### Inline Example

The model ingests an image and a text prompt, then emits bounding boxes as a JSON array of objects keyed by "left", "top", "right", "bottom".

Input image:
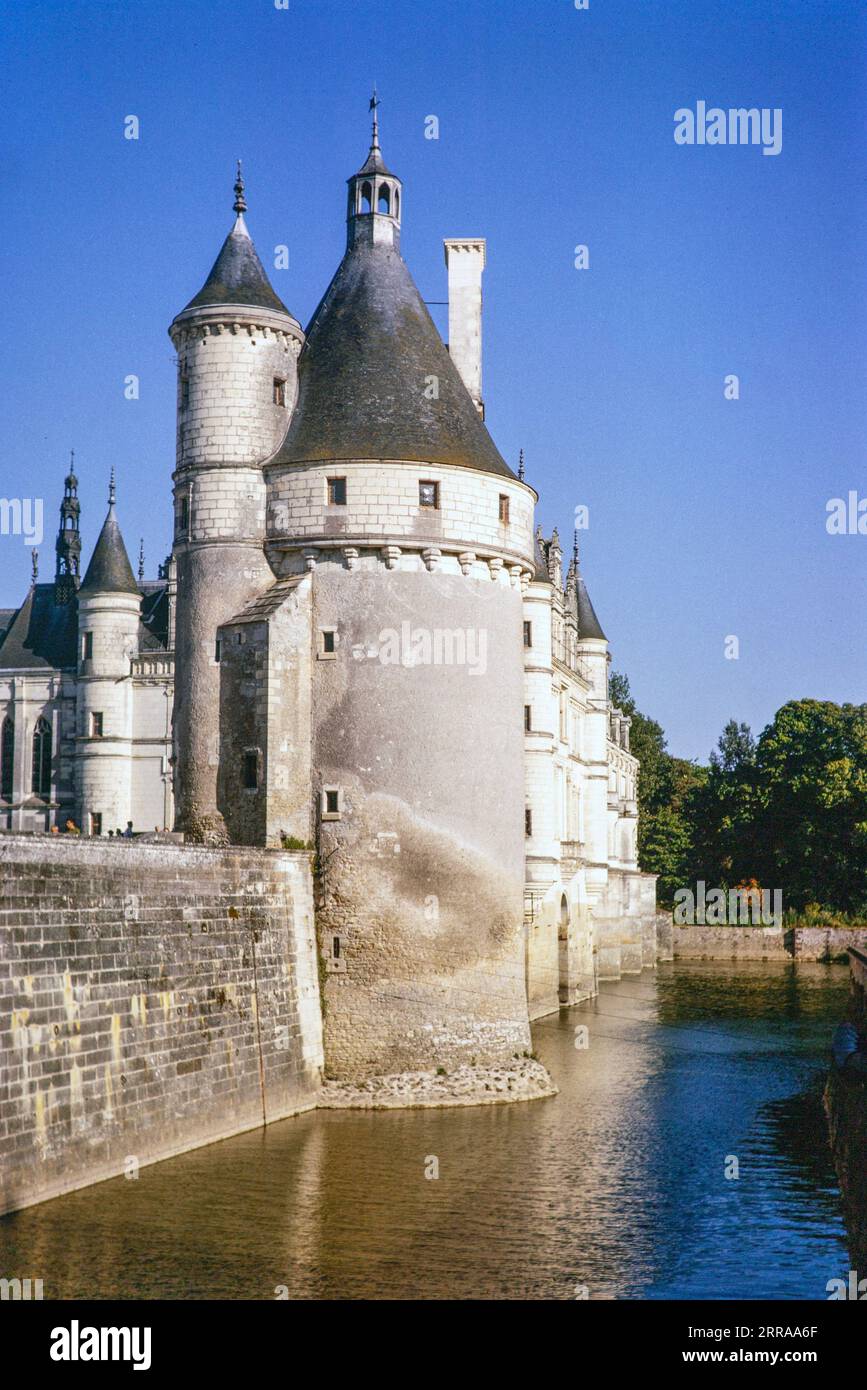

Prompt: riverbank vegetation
[{"left": 609, "top": 676, "right": 867, "bottom": 918}]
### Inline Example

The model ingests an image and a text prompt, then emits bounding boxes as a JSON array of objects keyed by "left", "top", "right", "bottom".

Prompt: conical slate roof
[
  {"left": 574, "top": 573, "right": 606, "bottom": 641},
  {"left": 80, "top": 505, "right": 139, "bottom": 595},
  {"left": 273, "top": 239, "right": 515, "bottom": 478},
  {"left": 182, "top": 214, "right": 291, "bottom": 317}
]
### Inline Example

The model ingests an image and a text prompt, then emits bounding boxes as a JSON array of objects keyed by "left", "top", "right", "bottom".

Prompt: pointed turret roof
[
  {"left": 181, "top": 164, "right": 293, "bottom": 317},
  {"left": 274, "top": 124, "right": 515, "bottom": 479},
  {"left": 568, "top": 535, "right": 607, "bottom": 641},
  {"left": 80, "top": 474, "right": 139, "bottom": 595}
]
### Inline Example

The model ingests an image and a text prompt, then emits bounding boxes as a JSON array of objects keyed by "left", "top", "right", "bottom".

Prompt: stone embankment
[
  {"left": 672, "top": 924, "right": 867, "bottom": 962},
  {"left": 320, "top": 1059, "right": 557, "bottom": 1109}
]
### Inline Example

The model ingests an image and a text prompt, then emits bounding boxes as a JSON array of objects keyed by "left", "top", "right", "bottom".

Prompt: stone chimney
[{"left": 443, "top": 238, "right": 486, "bottom": 417}]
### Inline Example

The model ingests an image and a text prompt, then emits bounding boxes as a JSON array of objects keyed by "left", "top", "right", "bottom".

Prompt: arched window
[
  {"left": 1, "top": 716, "right": 13, "bottom": 800},
  {"left": 360, "top": 181, "right": 372, "bottom": 213},
  {"left": 31, "top": 716, "right": 51, "bottom": 798},
  {"left": 377, "top": 183, "right": 390, "bottom": 214}
]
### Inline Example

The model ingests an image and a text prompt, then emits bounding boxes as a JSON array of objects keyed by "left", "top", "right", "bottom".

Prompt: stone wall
[
  {"left": 788, "top": 927, "right": 867, "bottom": 961},
  {"left": 671, "top": 923, "right": 867, "bottom": 961},
  {"left": 672, "top": 925, "right": 791, "bottom": 960},
  {"left": 0, "top": 835, "right": 322, "bottom": 1216}
]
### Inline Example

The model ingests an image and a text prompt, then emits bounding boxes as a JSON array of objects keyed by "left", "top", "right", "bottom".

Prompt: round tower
[
  {"left": 75, "top": 473, "right": 141, "bottom": 834},
  {"left": 265, "top": 113, "right": 539, "bottom": 1079},
  {"left": 168, "top": 165, "right": 304, "bottom": 842}
]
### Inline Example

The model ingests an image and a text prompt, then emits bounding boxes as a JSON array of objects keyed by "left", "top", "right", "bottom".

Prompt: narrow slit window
[
  {"left": 83, "top": 631, "right": 93, "bottom": 661},
  {"left": 243, "top": 750, "right": 259, "bottom": 790},
  {"left": 525, "top": 807, "right": 533, "bottom": 837},
  {"left": 524, "top": 705, "right": 532, "bottom": 732},
  {"left": 523, "top": 621, "right": 532, "bottom": 648},
  {"left": 273, "top": 377, "right": 286, "bottom": 407},
  {"left": 90, "top": 712, "right": 103, "bottom": 738},
  {"left": 214, "top": 638, "right": 222, "bottom": 663},
  {"left": 498, "top": 494, "right": 510, "bottom": 524}
]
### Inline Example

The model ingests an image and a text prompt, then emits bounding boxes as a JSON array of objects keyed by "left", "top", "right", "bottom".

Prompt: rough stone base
[{"left": 318, "top": 1059, "right": 557, "bottom": 1109}]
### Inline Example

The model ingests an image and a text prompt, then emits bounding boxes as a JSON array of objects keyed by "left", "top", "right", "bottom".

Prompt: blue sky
[{"left": 1, "top": 0, "right": 864, "bottom": 761}]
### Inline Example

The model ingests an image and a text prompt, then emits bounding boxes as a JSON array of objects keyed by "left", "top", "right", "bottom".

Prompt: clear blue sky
[{"left": 1, "top": 0, "right": 864, "bottom": 762}]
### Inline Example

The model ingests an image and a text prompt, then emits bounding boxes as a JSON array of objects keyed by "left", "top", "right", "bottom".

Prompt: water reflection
[{"left": 0, "top": 962, "right": 852, "bottom": 1299}]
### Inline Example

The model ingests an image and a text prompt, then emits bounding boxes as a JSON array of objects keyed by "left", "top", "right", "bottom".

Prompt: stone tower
[
  {"left": 54, "top": 453, "right": 81, "bottom": 604},
  {"left": 75, "top": 474, "right": 141, "bottom": 834},
  {"left": 262, "top": 113, "right": 540, "bottom": 1077},
  {"left": 168, "top": 164, "right": 304, "bottom": 842}
]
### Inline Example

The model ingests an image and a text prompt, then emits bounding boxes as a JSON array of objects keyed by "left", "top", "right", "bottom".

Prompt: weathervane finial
[
  {"left": 233, "top": 159, "right": 246, "bottom": 215},
  {"left": 369, "top": 85, "right": 381, "bottom": 149},
  {"left": 518, "top": 448, "right": 525, "bottom": 482},
  {"left": 573, "top": 528, "right": 580, "bottom": 568},
  {"left": 138, "top": 539, "right": 145, "bottom": 583},
  {"left": 108, "top": 467, "right": 116, "bottom": 508}
]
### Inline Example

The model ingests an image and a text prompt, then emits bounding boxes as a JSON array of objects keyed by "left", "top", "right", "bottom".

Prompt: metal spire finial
[
  {"left": 138, "top": 539, "right": 145, "bottom": 583},
  {"left": 233, "top": 159, "right": 246, "bottom": 215},
  {"left": 108, "top": 467, "right": 116, "bottom": 507},
  {"left": 369, "top": 85, "right": 381, "bottom": 149},
  {"left": 31, "top": 548, "right": 39, "bottom": 585},
  {"left": 573, "top": 528, "right": 580, "bottom": 569},
  {"left": 518, "top": 448, "right": 525, "bottom": 482}
]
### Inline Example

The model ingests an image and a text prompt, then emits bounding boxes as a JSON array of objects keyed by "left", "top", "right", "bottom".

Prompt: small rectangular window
[
  {"left": 418, "top": 480, "right": 439, "bottom": 508},
  {"left": 178, "top": 496, "right": 189, "bottom": 533},
  {"left": 243, "top": 750, "right": 259, "bottom": 790},
  {"left": 318, "top": 628, "right": 337, "bottom": 659},
  {"left": 523, "top": 621, "right": 532, "bottom": 649},
  {"left": 332, "top": 935, "right": 340, "bottom": 960},
  {"left": 525, "top": 807, "right": 532, "bottom": 838},
  {"left": 83, "top": 631, "right": 93, "bottom": 660},
  {"left": 90, "top": 812, "right": 102, "bottom": 836},
  {"left": 214, "top": 638, "right": 222, "bottom": 663},
  {"left": 322, "top": 787, "right": 341, "bottom": 820},
  {"left": 273, "top": 377, "right": 286, "bottom": 407},
  {"left": 327, "top": 477, "right": 347, "bottom": 506},
  {"left": 180, "top": 376, "right": 189, "bottom": 407},
  {"left": 90, "top": 712, "right": 103, "bottom": 738},
  {"left": 524, "top": 705, "right": 532, "bottom": 732},
  {"left": 498, "top": 494, "right": 510, "bottom": 524}
]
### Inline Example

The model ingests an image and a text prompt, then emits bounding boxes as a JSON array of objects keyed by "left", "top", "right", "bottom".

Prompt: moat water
[{"left": 0, "top": 962, "right": 853, "bottom": 1300}]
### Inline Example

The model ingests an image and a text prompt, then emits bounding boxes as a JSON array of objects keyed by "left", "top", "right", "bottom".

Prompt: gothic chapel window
[
  {"left": 1, "top": 716, "right": 13, "bottom": 800},
  {"left": 31, "top": 716, "right": 51, "bottom": 798}
]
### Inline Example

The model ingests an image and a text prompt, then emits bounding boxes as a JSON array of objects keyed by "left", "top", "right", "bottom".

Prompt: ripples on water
[{"left": 0, "top": 962, "right": 852, "bottom": 1299}]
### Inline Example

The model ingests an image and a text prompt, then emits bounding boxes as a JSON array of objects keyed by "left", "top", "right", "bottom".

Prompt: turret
[
  {"left": 75, "top": 472, "right": 141, "bottom": 834},
  {"left": 168, "top": 164, "right": 304, "bottom": 842},
  {"left": 54, "top": 452, "right": 81, "bottom": 604}
]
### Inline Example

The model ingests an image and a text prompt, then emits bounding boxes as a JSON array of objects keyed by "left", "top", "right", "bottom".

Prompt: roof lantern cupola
[{"left": 347, "top": 88, "right": 402, "bottom": 250}]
